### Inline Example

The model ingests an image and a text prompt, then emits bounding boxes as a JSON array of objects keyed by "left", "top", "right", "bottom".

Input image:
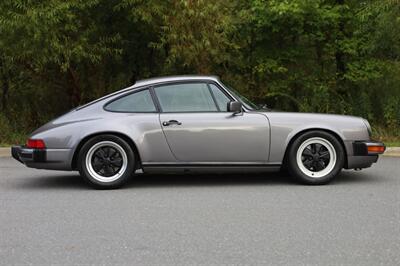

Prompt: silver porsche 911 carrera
[{"left": 12, "top": 75, "right": 385, "bottom": 189}]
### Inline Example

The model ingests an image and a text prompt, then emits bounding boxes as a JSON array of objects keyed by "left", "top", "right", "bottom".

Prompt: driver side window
[{"left": 154, "top": 83, "right": 218, "bottom": 112}]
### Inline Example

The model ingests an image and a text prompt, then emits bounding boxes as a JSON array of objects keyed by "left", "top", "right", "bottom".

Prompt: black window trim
[
  {"left": 102, "top": 78, "right": 247, "bottom": 114},
  {"left": 151, "top": 80, "right": 235, "bottom": 114},
  {"left": 103, "top": 87, "right": 160, "bottom": 113}
]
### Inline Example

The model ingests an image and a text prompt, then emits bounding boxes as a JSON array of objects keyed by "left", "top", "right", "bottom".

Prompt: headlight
[{"left": 363, "top": 119, "right": 372, "bottom": 137}]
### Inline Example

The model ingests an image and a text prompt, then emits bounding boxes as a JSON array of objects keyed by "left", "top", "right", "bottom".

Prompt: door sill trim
[
  {"left": 142, "top": 163, "right": 281, "bottom": 167},
  {"left": 141, "top": 163, "right": 282, "bottom": 173}
]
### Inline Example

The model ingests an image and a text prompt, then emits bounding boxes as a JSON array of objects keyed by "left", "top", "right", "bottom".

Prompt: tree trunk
[
  {"left": 67, "top": 67, "right": 81, "bottom": 107},
  {"left": 335, "top": 0, "right": 346, "bottom": 84},
  {"left": 0, "top": 57, "right": 9, "bottom": 112}
]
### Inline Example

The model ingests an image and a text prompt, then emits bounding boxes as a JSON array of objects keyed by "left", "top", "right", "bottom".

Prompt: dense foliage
[{"left": 0, "top": 0, "right": 399, "bottom": 144}]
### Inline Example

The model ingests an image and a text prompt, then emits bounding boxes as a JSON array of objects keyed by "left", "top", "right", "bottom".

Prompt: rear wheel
[
  {"left": 286, "top": 131, "right": 345, "bottom": 185},
  {"left": 77, "top": 135, "right": 135, "bottom": 189}
]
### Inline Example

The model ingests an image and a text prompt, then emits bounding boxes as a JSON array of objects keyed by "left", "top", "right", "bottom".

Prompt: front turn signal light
[{"left": 367, "top": 145, "right": 385, "bottom": 154}]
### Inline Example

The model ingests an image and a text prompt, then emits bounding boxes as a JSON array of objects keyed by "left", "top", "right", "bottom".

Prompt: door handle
[{"left": 162, "top": 120, "right": 182, "bottom": 126}]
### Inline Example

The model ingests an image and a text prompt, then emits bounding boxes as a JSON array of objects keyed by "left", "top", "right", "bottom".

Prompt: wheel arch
[
  {"left": 71, "top": 131, "right": 142, "bottom": 170},
  {"left": 282, "top": 128, "right": 348, "bottom": 169}
]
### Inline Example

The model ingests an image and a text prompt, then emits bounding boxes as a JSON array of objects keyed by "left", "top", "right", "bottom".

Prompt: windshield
[{"left": 221, "top": 81, "right": 260, "bottom": 110}]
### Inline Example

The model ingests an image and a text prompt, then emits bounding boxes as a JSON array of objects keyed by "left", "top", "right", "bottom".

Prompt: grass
[
  {"left": 383, "top": 141, "right": 400, "bottom": 147},
  {"left": 0, "top": 133, "right": 27, "bottom": 147},
  {"left": 372, "top": 126, "right": 400, "bottom": 147},
  {"left": 0, "top": 144, "right": 15, "bottom": 147}
]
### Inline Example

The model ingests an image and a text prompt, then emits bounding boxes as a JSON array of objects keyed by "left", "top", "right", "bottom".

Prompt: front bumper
[
  {"left": 346, "top": 141, "right": 386, "bottom": 169},
  {"left": 12, "top": 145, "right": 46, "bottom": 164},
  {"left": 353, "top": 141, "right": 386, "bottom": 156}
]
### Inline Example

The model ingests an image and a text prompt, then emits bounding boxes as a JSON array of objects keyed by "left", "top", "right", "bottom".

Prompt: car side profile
[{"left": 12, "top": 75, "right": 386, "bottom": 189}]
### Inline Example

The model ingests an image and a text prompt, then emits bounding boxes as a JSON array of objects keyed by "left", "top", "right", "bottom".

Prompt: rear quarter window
[{"left": 105, "top": 89, "right": 156, "bottom": 112}]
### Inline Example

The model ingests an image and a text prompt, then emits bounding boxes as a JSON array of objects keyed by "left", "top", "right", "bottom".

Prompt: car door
[{"left": 153, "top": 82, "right": 270, "bottom": 163}]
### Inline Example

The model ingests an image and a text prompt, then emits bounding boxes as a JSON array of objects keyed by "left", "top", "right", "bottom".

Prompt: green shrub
[{"left": 0, "top": 113, "right": 27, "bottom": 146}]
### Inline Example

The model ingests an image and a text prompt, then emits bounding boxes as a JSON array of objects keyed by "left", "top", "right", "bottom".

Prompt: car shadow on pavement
[
  {"left": 332, "top": 170, "right": 383, "bottom": 185},
  {"left": 126, "top": 172, "right": 294, "bottom": 188},
  {"left": 12, "top": 170, "right": 381, "bottom": 190},
  {"left": 12, "top": 174, "right": 88, "bottom": 190},
  {"left": 126, "top": 170, "right": 382, "bottom": 188}
]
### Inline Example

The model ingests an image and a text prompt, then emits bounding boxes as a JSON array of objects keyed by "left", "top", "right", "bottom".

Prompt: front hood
[{"left": 260, "top": 111, "right": 363, "bottom": 121}]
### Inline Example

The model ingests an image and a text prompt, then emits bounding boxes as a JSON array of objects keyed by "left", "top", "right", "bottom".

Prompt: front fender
[
  {"left": 285, "top": 124, "right": 345, "bottom": 147},
  {"left": 265, "top": 112, "right": 369, "bottom": 163}
]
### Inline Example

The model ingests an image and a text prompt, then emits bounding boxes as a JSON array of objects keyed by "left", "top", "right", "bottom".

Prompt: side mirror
[{"left": 227, "top": 101, "right": 242, "bottom": 114}]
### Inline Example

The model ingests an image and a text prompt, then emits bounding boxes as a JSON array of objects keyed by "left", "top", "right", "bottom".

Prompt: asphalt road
[{"left": 0, "top": 157, "right": 399, "bottom": 265}]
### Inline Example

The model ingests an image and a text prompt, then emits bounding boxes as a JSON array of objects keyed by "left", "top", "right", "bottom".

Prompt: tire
[
  {"left": 77, "top": 135, "right": 135, "bottom": 189},
  {"left": 286, "top": 131, "right": 345, "bottom": 185}
]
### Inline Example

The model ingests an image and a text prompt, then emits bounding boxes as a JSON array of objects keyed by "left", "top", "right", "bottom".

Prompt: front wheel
[
  {"left": 77, "top": 135, "right": 135, "bottom": 189},
  {"left": 286, "top": 131, "right": 345, "bottom": 185}
]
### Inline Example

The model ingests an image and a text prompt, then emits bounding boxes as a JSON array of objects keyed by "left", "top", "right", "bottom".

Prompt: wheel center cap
[{"left": 313, "top": 154, "right": 320, "bottom": 161}]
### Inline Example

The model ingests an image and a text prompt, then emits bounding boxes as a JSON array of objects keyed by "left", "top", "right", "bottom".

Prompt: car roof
[
  {"left": 133, "top": 75, "right": 220, "bottom": 87},
  {"left": 75, "top": 75, "right": 220, "bottom": 111}
]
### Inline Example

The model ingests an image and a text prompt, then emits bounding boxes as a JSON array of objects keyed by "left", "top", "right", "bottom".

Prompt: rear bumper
[
  {"left": 346, "top": 141, "right": 385, "bottom": 169},
  {"left": 12, "top": 146, "right": 46, "bottom": 164},
  {"left": 12, "top": 145, "right": 72, "bottom": 170}
]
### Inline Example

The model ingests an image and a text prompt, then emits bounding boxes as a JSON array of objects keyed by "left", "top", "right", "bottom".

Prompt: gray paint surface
[
  {"left": 159, "top": 112, "right": 270, "bottom": 162},
  {"left": 25, "top": 75, "right": 374, "bottom": 171},
  {"left": 1, "top": 157, "right": 399, "bottom": 265}
]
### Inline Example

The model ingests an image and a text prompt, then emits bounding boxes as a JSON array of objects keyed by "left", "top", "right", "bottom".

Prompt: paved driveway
[{"left": 0, "top": 157, "right": 399, "bottom": 265}]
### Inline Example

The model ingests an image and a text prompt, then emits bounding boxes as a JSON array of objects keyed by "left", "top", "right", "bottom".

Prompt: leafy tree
[{"left": 0, "top": 0, "right": 399, "bottom": 144}]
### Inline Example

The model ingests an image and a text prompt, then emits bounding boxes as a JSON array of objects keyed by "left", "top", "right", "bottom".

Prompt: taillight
[{"left": 26, "top": 139, "right": 46, "bottom": 149}]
